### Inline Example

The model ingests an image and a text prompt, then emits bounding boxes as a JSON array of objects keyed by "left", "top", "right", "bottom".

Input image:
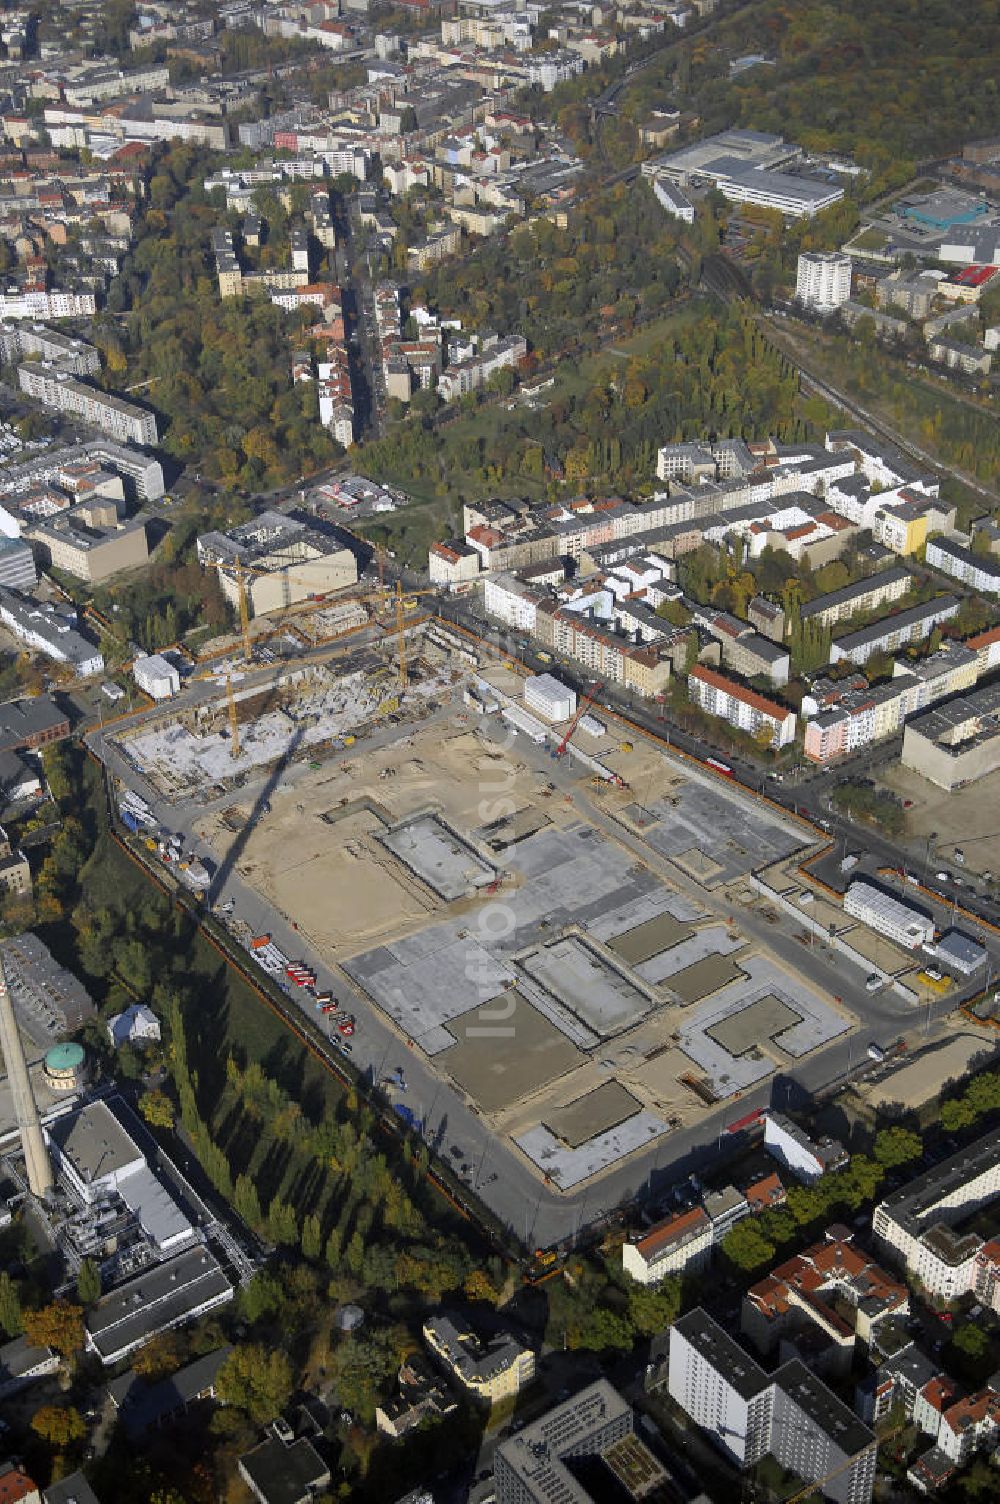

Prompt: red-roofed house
[
  {"left": 0, "top": 1462, "right": 39, "bottom": 1504},
  {"left": 622, "top": 1206, "right": 713, "bottom": 1284}
]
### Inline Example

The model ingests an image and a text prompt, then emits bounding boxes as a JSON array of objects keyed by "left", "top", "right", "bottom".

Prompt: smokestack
[{"left": 0, "top": 950, "right": 52, "bottom": 1199}]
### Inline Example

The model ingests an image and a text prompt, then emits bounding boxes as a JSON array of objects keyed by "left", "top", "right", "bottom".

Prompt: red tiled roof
[
  {"left": 690, "top": 664, "right": 790, "bottom": 723},
  {"left": 635, "top": 1206, "right": 710, "bottom": 1261}
]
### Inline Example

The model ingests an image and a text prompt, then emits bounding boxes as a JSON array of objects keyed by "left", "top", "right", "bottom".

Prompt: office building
[
  {"left": 27, "top": 507, "right": 148, "bottom": 584},
  {"left": 494, "top": 1379, "right": 663, "bottom": 1504},
  {"left": 645, "top": 129, "right": 842, "bottom": 217},
  {"left": 901, "top": 679, "right": 1000, "bottom": 790},
  {"left": 196, "top": 511, "right": 358, "bottom": 617},
  {"left": 688, "top": 664, "right": 796, "bottom": 748},
  {"left": 666, "top": 1310, "right": 875, "bottom": 1504},
  {"left": 796, "top": 252, "right": 853, "bottom": 310},
  {"left": 843, "top": 879, "right": 935, "bottom": 950},
  {"left": 874, "top": 1130, "right": 1000, "bottom": 1301}
]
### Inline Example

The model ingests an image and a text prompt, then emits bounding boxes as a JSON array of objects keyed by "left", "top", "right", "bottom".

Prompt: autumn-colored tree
[
  {"left": 138, "top": 1089, "right": 175, "bottom": 1130},
  {"left": 22, "top": 1301, "right": 84, "bottom": 1357},
  {"left": 216, "top": 1344, "right": 294, "bottom": 1426},
  {"left": 463, "top": 1269, "right": 500, "bottom": 1306},
  {"left": 31, "top": 1404, "right": 86, "bottom": 1448},
  {"left": 133, "top": 1328, "right": 184, "bottom": 1381}
]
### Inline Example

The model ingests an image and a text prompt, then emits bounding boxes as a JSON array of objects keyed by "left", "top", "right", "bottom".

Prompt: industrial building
[
  {"left": 874, "top": 1129, "right": 1000, "bottom": 1302},
  {"left": 133, "top": 652, "right": 180, "bottom": 700},
  {"left": 901, "top": 680, "right": 1000, "bottom": 790},
  {"left": 843, "top": 879, "right": 935, "bottom": 950},
  {"left": 0, "top": 696, "right": 68, "bottom": 753},
  {"left": 1, "top": 932, "right": 96, "bottom": 1043},
  {"left": 85, "top": 1245, "right": 233, "bottom": 1365},
  {"left": 666, "top": 1309, "right": 876, "bottom": 1504},
  {"left": 196, "top": 510, "right": 358, "bottom": 617},
  {"left": 643, "top": 129, "right": 844, "bottom": 217},
  {"left": 523, "top": 672, "right": 576, "bottom": 722}
]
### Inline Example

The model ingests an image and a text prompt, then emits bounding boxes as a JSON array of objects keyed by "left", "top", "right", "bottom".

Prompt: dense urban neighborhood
[{"left": 0, "top": 0, "right": 999, "bottom": 1502}]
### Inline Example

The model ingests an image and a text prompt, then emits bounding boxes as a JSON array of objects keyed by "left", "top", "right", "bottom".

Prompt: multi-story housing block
[
  {"left": 667, "top": 1310, "right": 876, "bottom": 1504},
  {"left": 688, "top": 664, "right": 796, "bottom": 747},
  {"left": 873, "top": 1130, "right": 1000, "bottom": 1301},
  {"left": 926, "top": 535, "right": 1000, "bottom": 595},
  {"left": 796, "top": 251, "right": 853, "bottom": 309},
  {"left": 830, "top": 596, "right": 960, "bottom": 667}
]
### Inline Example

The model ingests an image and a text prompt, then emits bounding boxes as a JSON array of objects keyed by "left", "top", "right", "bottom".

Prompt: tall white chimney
[{"left": 0, "top": 950, "right": 53, "bottom": 1199}]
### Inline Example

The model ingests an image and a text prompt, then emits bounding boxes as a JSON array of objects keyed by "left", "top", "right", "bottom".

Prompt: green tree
[
  {"left": 234, "top": 1174, "right": 263, "bottom": 1230},
  {"left": 873, "top": 1127, "right": 923, "bottom": 1170},
  {"left": 76, "top": 1258, "right": 102, "bottom": 1307},
  {"left": 721, "top": 1219, "right": 776, "bottom": 1274},
  {"left": 625, "top": 1278, "right": 681, "bottom": 1337},
  {"left": 216, "top": 1343, "right": 294, "bottom": 1426},
  {"left": 300, "top": 1213, "right": 323, "bottom": 1262}
]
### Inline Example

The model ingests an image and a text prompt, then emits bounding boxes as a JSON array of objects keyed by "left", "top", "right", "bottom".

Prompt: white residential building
[
  {"left": 667, "top": 1309, "right": 876, "bottom": 1504},
  {"left": 874, "top": 1131, "right": 1000, "bottom": 1302},
  {"left": 796, "top": 251, "right": 853, "bottom": 310},
  {"left": 843, "top": 879, "right": 935, "bottom": 950},
  {"left": 926, "top": 536, "right": 1000, "bottom": 596},
  {"left": 483, "top": 572, "right": 540, "bottom": 633},
  {"left": 622, "top": 1207, "right": 714, "bottom": 1284},
  {"left": 688, "top": 664, "right": 796, "bottom": 748},
  {"left": 0, "top": 587, "right": 103, "bottom": 677},
  {"left": 764, "top": 1113, "right": 847, "bottom": 1185}
]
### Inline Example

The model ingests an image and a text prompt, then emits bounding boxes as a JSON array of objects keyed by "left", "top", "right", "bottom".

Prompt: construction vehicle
[
  {"left": 620, "top": 741, "right": 633, "bottom": 753},
  {"left": 554, "top": 684, "right": 599, "bottom": 759}
]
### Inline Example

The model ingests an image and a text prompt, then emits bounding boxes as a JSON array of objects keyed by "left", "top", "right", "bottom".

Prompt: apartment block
[
  {"left": 798, "top": 566, "right": 912, "bottom": 631},
  {"left": 742, "top": 1231, "right": 908, "bottom": 1371},
  {"left": 17, "top": 363, "right": 157, "bottom": 446},
  {"left": 666, "top": 1309, "right": 876, "bottom": 1504},
  {"left": 926, "top": 536, "right": 1000, "bottom": 595},
  {"left": 688, "top": 664, "right": 796, "bottom": 748},
  {"left": 796, "top": 251, "right": 852, "bottom": 310},
  {"left": 830, "top": 596, "right": 960, "bottom": 667},
  {"left": 0, "top": 587, "right": 103, "bottom": 676},
  {"left": 873, "top": 1129, "right": 1000, "bottom": 1302}
]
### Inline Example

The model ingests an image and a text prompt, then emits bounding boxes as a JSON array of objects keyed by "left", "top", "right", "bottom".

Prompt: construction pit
[{"left": 146, "top": 627, "right": 863, "bottom": 1193}]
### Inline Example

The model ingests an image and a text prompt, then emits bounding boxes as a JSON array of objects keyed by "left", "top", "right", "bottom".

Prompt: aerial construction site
[{"left": 105, "top": 618, "right": 970, "bottom": 1216}]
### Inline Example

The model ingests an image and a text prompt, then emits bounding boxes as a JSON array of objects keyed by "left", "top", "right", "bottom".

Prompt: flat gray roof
[
  {"left": 878, "top": 1126, "right": 1000, "bottom": 1237},
  {"left": 86, "top": 1247, "right": 232, "bottom": 1363},
  {"left": 46, "top": 1100, "right": 143, "bottom": 1186}
]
